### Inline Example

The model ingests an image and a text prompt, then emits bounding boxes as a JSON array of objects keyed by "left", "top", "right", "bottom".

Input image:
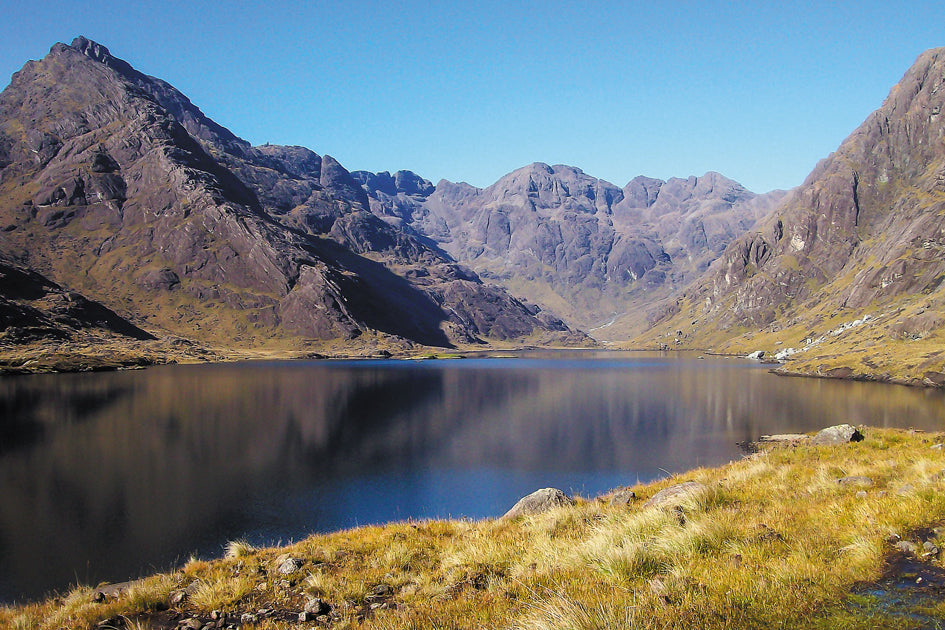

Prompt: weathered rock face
[
  {"left": 671, "top": 47, "right": 945, "bottom": 337},
  {"left": 359, "top": 162, "right": 784, "bottom": 335},
  {"left": 0, "top": 38, "right": 577, "bottom": 348}
]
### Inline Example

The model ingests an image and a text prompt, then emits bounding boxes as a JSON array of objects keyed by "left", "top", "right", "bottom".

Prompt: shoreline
[
  {"left": 5, "top": 425, "right": 945, "bottom": 628},
  {"left": 4, "top": 339, "right": 945, "bottom": 392}
]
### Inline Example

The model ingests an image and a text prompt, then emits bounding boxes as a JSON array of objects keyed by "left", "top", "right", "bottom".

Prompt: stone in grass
[
  {"left": 896, "top": 540, "right": 918, "bottom": 554},
  {"left": 642, "top": 481, "right": 707, "bottom": 509},
  {"left": 304, "top": 597, "right": 331, "bottom": 615},
  {"left": 838, "top": 476, "right": 874, "bottom": 487},
  {"left": 276, "top": 555, "right": 303, "bottom": 575},
  {"left": 810, "top": 424, "right": 864, "bottom": 446},
  {"left": 502, "top": 488, "right": 574, "bottom": 519},
  {"left": 608, "top": 487, "right": 636, "bottom": 507}
]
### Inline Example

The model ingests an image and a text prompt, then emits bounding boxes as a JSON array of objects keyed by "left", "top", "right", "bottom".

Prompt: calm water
[{"left": 1, "top": 351, "right": 944, "bottom": 602}]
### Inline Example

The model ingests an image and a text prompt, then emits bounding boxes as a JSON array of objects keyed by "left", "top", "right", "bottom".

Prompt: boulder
[
  {"left": 642, "top": 481, "right": 707, "bottom": 509},
  {"left": 746, "top": 350, "right": 765, "bottom": 360},
  {"left": 502, "top": 488, "right": 574, "bottom": 519},
  {"left": 811, "top": 424, "right": 864, "bottom": 446}
]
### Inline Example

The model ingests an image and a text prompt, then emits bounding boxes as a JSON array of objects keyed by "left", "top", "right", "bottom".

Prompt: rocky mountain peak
[
  {"left": 0, "top": 37, "right": 581, "bottom": 350},
  {"left": 487, "top": 162, "right": 624, "bottom": 214},
  {"left": 648, "top": 45, "right": 945, "bottom": 362},
  {"left": 69, "top": 36, "right": 114, "bottom": 64},
  {"left": 351, "top": 170, "right": 434, "bottom": 198}
]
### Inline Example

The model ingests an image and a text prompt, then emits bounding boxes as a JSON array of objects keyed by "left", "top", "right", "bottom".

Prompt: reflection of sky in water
[{"left": 1, "top": 351, "right": 943, "bottom": 602}]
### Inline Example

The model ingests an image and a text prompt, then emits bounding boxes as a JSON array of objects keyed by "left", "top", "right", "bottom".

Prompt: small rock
[
  {"left": 810, "top": 424, "right": 864, "bottom": 446},
  {"left": 931, "top": 443, "right": 944, "bottom": 450},
  {"left": 303, "top": 598, "right": 331, "bottom": 615},
  {"left": 502, "top": 488, "right": 574, "bottom": 518},
  {"left": 170, "top": 590, "right": 187, "bottom": 605},
  {"left": 92, "top": 590, "right": 106, "bottom": 603},
  {"left": 896, "top": 484, "right": 915, "bottom": 496},
  {"left": 642, "top": 481, "right": 707, "bottom": 509},
  {"left": 608, "top": 487, "right": 636, "bottom": 506},
  {"left": 368, "top": 583, "right": 393, "bottom": 599},
  {"left": 181, "top": 618, "right": 203, "bottom": 630},
  {"left": 277, "top": 556, "right": 303, "bottom": 575},
  {"left": 896, "top": 541, "right": 918, "bottom": 554},
  {"left": 923, "top": 541, "right": 940, "bottom": 556},
  {"left": 240, "top": 613, "right": 258, "bottom": 625},
  {"left": 855, "top": 490, "right": 868, "bottom": 499},
  {"left": 299, "top": 611, "right": 312, "bottom": 622},
  {"left": 838, "top": 476, "right": 873, "bottom": 487},
  {"left": 210, "top": 610, "right": 221, "bottom": 620},
  {"left": 257, "top": 608, "right": 271, "bottom": 616}
]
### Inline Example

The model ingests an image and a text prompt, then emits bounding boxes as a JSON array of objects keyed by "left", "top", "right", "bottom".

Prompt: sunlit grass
[{"left": 9, "top": 428, "right": 945, "bottom": 628}]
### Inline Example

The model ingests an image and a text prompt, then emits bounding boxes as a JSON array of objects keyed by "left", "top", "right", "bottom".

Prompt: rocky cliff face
[
  {"left": 358, "top": 162, "right": 784, "bottom": 336},
  {"left": 647, "top": 47, "right": 945, "bottom": 383},
  {"left": 0, "top": 38, "right": 576, "bottom": 350}
]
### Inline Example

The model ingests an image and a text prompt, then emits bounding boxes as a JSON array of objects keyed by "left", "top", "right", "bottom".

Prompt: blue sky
[{"left": 2, "top": 1, "right": 943, "bottom": 193}]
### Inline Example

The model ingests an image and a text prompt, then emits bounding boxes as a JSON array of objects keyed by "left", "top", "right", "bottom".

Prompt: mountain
[
  {"left": 357, "top": 163, "right": 785, "bottom": 337},
  {"left": 645, "top": 47, "right": 945, "bottom": 385},
  {"left": 0, "top": 37, "right": 580, "bottom": 357}
]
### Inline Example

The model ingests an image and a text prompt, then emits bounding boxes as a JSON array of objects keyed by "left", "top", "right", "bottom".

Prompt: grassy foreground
[{"left": 5, "top": 428, "right": 945, "bottom": 629}]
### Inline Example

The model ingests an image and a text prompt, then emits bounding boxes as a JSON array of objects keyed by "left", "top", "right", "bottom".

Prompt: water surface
[{"left": 1, "top": 351, "right": 943, "bottom": 602}]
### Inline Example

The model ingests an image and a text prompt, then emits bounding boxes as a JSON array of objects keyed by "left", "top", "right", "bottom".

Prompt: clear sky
[{"left": 2, "top": 1, "right": 943, "bottom": 193}]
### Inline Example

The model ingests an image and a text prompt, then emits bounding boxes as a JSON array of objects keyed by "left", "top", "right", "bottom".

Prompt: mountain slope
[
  {"left": 0, "top": 38, "right": 578, "bottom": 353},
  {"left": 359, "top": 163, "right": 785, "bottom": 337},
  {"left": 644, "top": 47, "right": 945, "bottom": 384}
]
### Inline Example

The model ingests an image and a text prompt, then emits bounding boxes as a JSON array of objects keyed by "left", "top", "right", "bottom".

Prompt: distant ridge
[{"left": 357, "top": 162, "right": 786, "bottom": 337}]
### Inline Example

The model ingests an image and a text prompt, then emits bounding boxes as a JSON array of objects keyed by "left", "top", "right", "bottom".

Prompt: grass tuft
[{"left": 223, "top": 539, "right": 257, "bottom": 560}]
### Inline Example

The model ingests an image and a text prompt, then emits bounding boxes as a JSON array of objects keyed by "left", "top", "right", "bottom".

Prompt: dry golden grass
[{"left": 6, "top": 428, "right": 945, "bottom": 628}]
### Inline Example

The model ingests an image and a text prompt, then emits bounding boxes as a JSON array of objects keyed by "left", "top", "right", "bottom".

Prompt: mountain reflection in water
[{"left": 1, "top": 351, "right": 943, "bottom": 602}]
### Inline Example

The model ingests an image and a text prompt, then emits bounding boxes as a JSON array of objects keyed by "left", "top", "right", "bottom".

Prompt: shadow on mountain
[{"left": 310, "top": 238, "right": 454, "bottom": 347}]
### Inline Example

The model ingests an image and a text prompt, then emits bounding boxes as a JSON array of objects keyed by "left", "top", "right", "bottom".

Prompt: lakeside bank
[{"left": 4, "top": 425, "right": 945, "bottom": 629}]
